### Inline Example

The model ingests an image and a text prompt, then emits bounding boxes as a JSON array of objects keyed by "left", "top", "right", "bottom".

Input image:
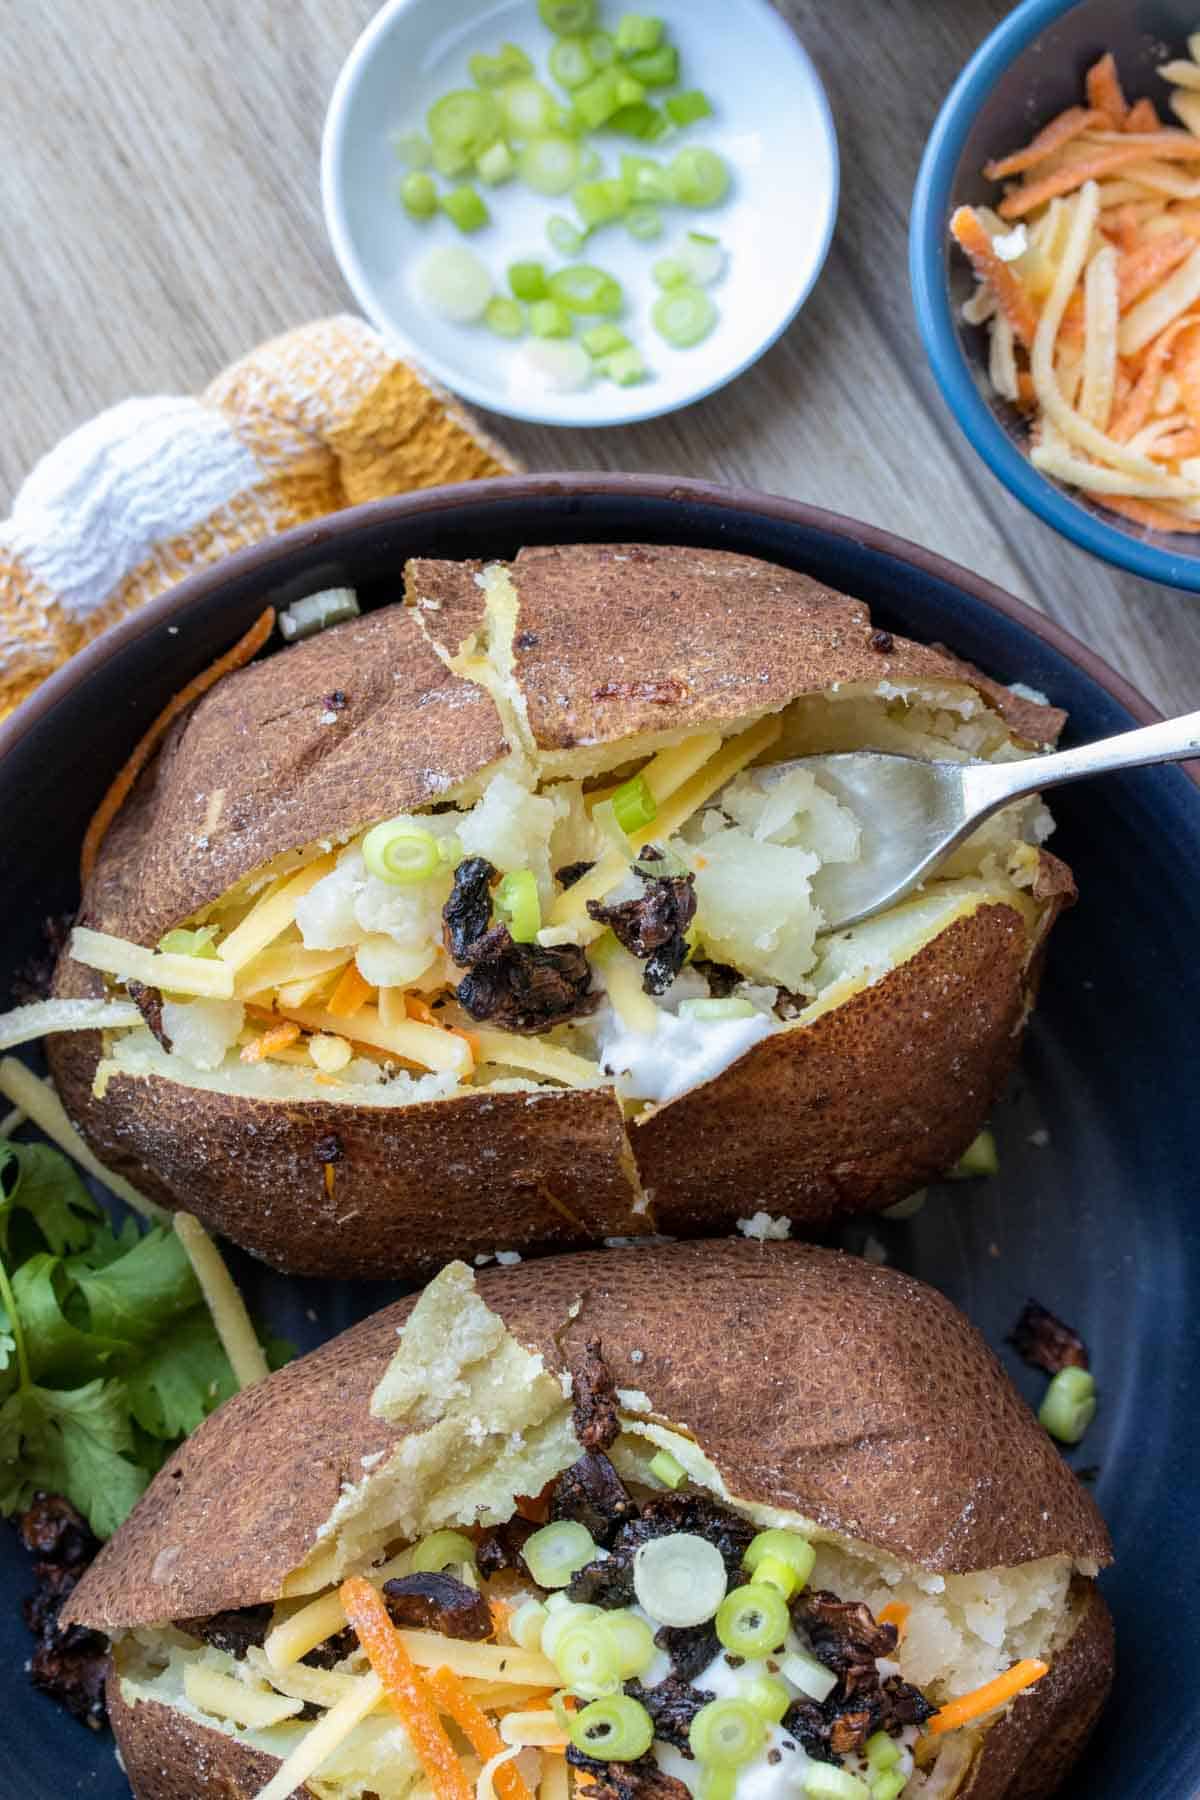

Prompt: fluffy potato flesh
[
  {"left": 110, "top": 1266, "right": 1089, "bottom": 1800},
  {"left": 57, "top": 569, "right": 1057, "bottom": 1120}
]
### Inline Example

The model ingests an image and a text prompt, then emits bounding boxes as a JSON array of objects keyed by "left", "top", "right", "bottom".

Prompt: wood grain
[{"left": 2, "top": 0, "right": 1197, "bottom": 715}]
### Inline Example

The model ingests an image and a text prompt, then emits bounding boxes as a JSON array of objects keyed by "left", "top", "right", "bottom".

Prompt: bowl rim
[
  {"left": 319, "top": 0, "right": 840, "bottom": 430},
  {"left": 0, "top": 473, "right": 1181, "bottom": 772},
  {"left": 909, "top": 0, "right": 1200, "bottom": 593}
]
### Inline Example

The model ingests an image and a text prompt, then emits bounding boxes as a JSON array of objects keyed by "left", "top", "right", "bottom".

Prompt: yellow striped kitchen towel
[{"left": 0, "top": 315, "right": 515, "bottom": 721}]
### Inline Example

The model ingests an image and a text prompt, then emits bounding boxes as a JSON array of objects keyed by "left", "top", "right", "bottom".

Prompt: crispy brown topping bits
[
  {"left": 1010, "top": 1299, "right": 1090, "bottom": 1375},
  {"left": 178, "top": 1604, "right": 273, "bottom": 1658},
  {"left": 381, "top": 1572, "right": 493, "bottom": 1640},
  {"left": 302, "top": 1626, "right": 358, "bottom": 1669},
  {"left": 556, "top": 860, "right": 597, "bottom": 890},
  {"left": 477, "top": 1515, "right": 538, "bottom": 1579},
  {"left": 624, "top": 1676, "right": 714, "bottom": 1755},
  {"left": 690, "top": 958, "right": 741, "bottom": 998},
  {"left": 572, "top": 1338, "right": 622, "bottom": 1451},
  {"left": 785, "top": 1591, "right": 933, "bottom": 1764},
  {"left": 570, "top": 1491, "right": 754, "bottom": 1613},
  {"left": 591, "top": 679, "right": 689, "bottom": 707},
  {"left": 795, "top": 1592, "right": 899, "bottom": 1659},
  {"left": 586, "top": 855, "right": 697, "bottom": 996},
  {"left": 567, "top": 1748, "right": 692, "bottom": 1800},
  {"left": 774, "top": 989, "right": 810, "bottom": 1021},
  {"left": 313, "top": 1132, "right": 344, "bottom": 1164},
  {"left": 653, "top": 1620, "right": 721, "bottom": 1683},
  {"left": 635, "top": 1492, "right": 755, "bottom": 1575},
  {"left": 17, "top": 1493, "right": 108, "bottom": 1730},
  {"left": 550, "top": 1450, "right": 638, "bottom": 1545},
  {"left": 10, "top": 913, "right": 75, "bottom": 1006},
  {"left": 869, "top": 630, "right": 894, "bottom": 653},
  {"left": 126, "top": 980, "right": 170, "bottom": 1051},
  {"left": 445, "top": 855, "right": 599, "bottom": 1034}
]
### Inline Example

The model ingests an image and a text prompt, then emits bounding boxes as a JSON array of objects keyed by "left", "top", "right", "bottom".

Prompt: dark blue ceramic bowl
[
  {"left": 1, "top": 477, "right": 1198, "bottom": 1799},
  {"left": 911, "top": 0, "right": 1200, "bottom": 590}
]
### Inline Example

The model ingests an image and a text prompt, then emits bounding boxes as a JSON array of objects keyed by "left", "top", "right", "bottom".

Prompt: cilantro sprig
[{"left": 0, "top": 1140, "right": 286, "bottom": 1538}]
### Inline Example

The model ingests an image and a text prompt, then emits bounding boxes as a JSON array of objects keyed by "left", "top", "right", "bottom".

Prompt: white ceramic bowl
[{"left": 321, "top": 0, "right": 839, "bottom": 427}]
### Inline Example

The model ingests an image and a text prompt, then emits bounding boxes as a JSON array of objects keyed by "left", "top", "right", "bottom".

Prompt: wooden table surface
[{"left": 3, "top": 0, "right": 1198, "bottom": 717}]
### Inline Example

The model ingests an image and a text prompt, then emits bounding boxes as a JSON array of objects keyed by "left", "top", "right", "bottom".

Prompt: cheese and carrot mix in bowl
[{"left": 951, "top": 37, "right": 1200, "bottom": 534}]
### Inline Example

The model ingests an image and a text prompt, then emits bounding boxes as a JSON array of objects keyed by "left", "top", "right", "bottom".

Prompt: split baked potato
[
  {"left": 64, "top": 1242, "right": 1113, "bottom": 1800},
  {"left": 37, "top": 543, "right": 1075, "bottom": 1275}
]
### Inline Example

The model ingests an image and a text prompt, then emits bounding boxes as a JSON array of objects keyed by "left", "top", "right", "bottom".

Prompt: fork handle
[{"left": 960, "top": 709, "right": 1200, "bottom": 814}]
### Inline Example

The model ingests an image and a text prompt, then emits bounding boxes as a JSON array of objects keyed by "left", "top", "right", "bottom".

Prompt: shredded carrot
[
  {"left": 1016, "top": 369, "right": 1037, "bottom": 408},
  {"left": 327, "top": 963, "right": 373, "bottom": 1019},
  {"left": 423, "top": 1666, "right": 535, "bottom": 1800},
  {"left": 1104, "top": 202, "right": 1143, "bottom": 253},
  {"left": 406, "top": 995, "right": 437, "bottom": 1025},
  {"left": 1085, "top": 51, "right": 1127, "bottom": 127},
  {"left": 1126, "top": 96, "right": 1162, "bottom": 133},
  {"left": 999, "top": 138, "right": 1200, "bottom": 219},
  {"left": 239, "top": 1020, "right": 301, "bottom": 1064},
  {"left": 927, "top": 1659, "right": 1049, "bottom": 1736},
  {"left": 1172, "top": 319, "right": 1200, "bottom": 428},
  {"left": 339, "top": 1579, "right": 473, "bottom": 1800},
  {"left": 1101, "top": 494, "right": 1200, "bottom": 530},
  {"left": 878, "top": 1602, "right": 910, "bottom": 1640},
  {"left": 1110, "top": 312, "right": 1200, "bottom": 438},
  {"left": 949, "top": 207, "right": 1039, "bottom": 345},
  {"left": 80, "top": 607, "right": 274, "bottom": 886},
  {"left": 983, "top": 107, "right": 1105, "bottom": 180},
  {"left": 324, "top": 1161, "right": 337, "bottom": 1198},
  {"left": 1118, "top": 235, "right": 1194, "bottom": 310}
]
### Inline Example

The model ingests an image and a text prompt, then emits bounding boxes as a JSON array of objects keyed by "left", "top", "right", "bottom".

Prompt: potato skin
[
  {"left": 107, "top": 1667, "right": 315, "bottom": 1799},
  {"left": 64, "top": 1242, "right": 1110, "bottom": 1634}
]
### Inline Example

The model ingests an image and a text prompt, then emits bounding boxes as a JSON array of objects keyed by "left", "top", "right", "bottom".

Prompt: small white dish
[{"left": 321, "top": 0, "right": 839, "bottom": 428}]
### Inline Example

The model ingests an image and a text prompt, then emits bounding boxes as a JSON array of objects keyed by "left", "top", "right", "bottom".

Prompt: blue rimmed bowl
[{"left": 910, "top": 0, "right": 1200, "bottom": 591}]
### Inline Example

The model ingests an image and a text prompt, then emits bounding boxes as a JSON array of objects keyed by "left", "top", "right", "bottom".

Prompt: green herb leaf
[
  {"left": 127, "top": 1309, "right": 239, "bottom": 1440},
  {"left": 74, "top": 1225, "right": 200, "bottom": 1345},
  {"left": 12, "top": 1253, "right": 132, "bottom": 1384},
  {"left": 0, "top": 1379, "right": 149, "bottom": 1538},
  {"left": 0, "top": 1141, "right": 101, "bottom": 1255}
]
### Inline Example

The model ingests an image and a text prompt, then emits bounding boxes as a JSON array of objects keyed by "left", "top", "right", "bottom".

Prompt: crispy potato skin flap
[
  {"left": 63, "top": 1243, "right": 1110, "bottom": 1635},
  {"left": 107, "top": 1669, "right": 315, "bottom": 1799}
]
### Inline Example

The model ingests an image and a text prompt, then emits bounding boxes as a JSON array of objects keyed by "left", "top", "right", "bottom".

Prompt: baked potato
[
  {"left": 35, "top": 543, "right": 1074, "bottom": 1275},
  {"left": 63, "top": 1242, "right": 1113, "bottom": 1800}
]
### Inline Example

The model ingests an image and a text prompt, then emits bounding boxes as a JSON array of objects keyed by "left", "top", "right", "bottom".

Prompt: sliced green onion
[
  {"left": 509, "top": 1597, "right": 549, "bottom": 1652},
  {"left": 597, "top": 1609, "right": 656, "bottom": 1677},
  {"left": 870, "top": 1774, "right": 907, "bottom": 1800},
  {"left": 547, "top": 214, "right": 587, "bottom": 256},
  {"left": 278, "top": 587, "right": 360, "bottom": 641},
  {"left": 432, "top": 141, "right": 473, "bottom": 179},
  {"left": 469, "top": 44, "right": 534, "bottom": 87},
  {"left": 581, "top": 323, "right": 630, "bottom": 357},
  {"left": 1039, "top": 1367, "right": 1097, "bottom": 1444},
  {"left": 591, "top": 798, "right": 634, "bottom": 857},
  {"left": 648, "top": 1447, "right": 686, "bottom": 1489},
  {"left": 509, "top": 260, "right": 549, "bottom": 301},
  {"left": 573, "top": 177, "right": 628, "bottom": 228},
  {"left": 485, "top": 297, "right": 525, "bottom": 338},
  {"left": 411, "top": 1529, "right": 477, "bottom": 1572},
  {"left": 803, "top": 1768, "right": 870, "bottom": 1800},
  {"left": 400, "top": 172, "right": 439, "bottom": 219},
  {"left": 501, "top": 78, "right": 559, "bottom": 138},
  {"left": 438, "top": 832, "right": 464, "bottom": 865},
  {"left": 523, "top": 1520, "right": 597, "bottom": 1588},
  {"left": 615, "top": 75, "right": 648, "bottom": 111},
  {"left": 518, "top": 134, "right": 581, "bottom": 195},
  {"left": 620, "top": 154, "right": 670, "bottom": 202},
  {"left": 522, "top": 340, "right": 593, "bottom": 391},
  {"left": 740, "top": 1675, "right": 791, "bottom": 1723},
  {"left": 542, "top": 1602, "right": 601, "bottom": 1662},
  {"left": 611, "top": 773, "right": 657, "bottom": 833},
  {"left": 570, "top": 1695, "right": 654, "bottom": 1762},
  {"left": 670, "top": 146, "right": 731, "bottom": 207},
  {"left": 496, "top": 869, "right": 541, "bottom": 942},
  {"left": 428, "top": 89, "right": 501, "bottom": 158},
  {"left": 601, "top": 351, "right": 646, "bottom": 385},
  {"left": 626, "top": 45, "right": 678, "bottom": 86},
  {"left": 882, "top": 1188, "right": 926, "bottom": 1220},
  {"left": 393, "top": 130, "right": 432, "bottom": 167},
  {"left": 697, "top": 1772, "right": 736, "bottom": 1800},
  {"left": 554, "top": 1623, "right": 623, "bottom": 1696},
  {"left": 678, "top": 997, "right": 756, "bottom": 1023},
  {"left": 679, "top": 231, "right": 725, "bottom": 285},
  {"left": 744, "top": 1529, "right": 816, "bottom": 1589},
  {"left": 750, "top": 1554, "right": 802, "bottom": 1599},
  {"left": 865, "top": 1733, "right": 901, "bottom": 1774},
  {"left": 529, "top": 298, "right": 574, "bottom": 338},
  {"left": 714, "top": 1583, "right": 789, "bottom": 1658},
  {"left": 627, "top": 204, "right": 663, "bottom": 242},
  {"left": 549, "top": 264, "right": 624, "bottom": 315},
  {"left": 539, "top": 0, "right": 598, "bottom": 32},
  {"left": 948, "top": 1127, "right": 999, "bottom": 1178},
  {"left": 652, "top": 256, "right": 688, "bottom": 289},
  {"left": 665, "top": 90, "right": 714, "bottom": 127},
  {"left": 652, "top": 284, "right": 717, "bottom": 347},
  {"left": 441, "top": 185, "right": 490, "bottom": 233},
  {"left": 550, "top": 36, "right": 595, "bottom": 89},
  {"left": 688, "top": 1699, "right": 766, "bottom": 1769},
  {"left": 158, "top": 926, "right": 220, "bottom": 959},
  {"left": 586, "top": 29, "right": 617, "bottom": 67},
  {"left": 615, "top": 13, "right": 664, "bottom": 56},
  {"left": 633, "top": 1531, "right": 727, "bottom": 1627},
  {"left": 550, "top": 1689, "right": 574, "bottom": 1732},
  {"left": 780, "top": 1648, "right": 837, "bottom": 1704},
  {"left": 611, "top": 102, "right": 668, "bottom": 139},
  {"left": 572, "top": 69, "right": 623, "bottom": 130},
  {"left": 362, "top": 822, "right": 441, "bottom": 884},
  {"left": 577, "top": 144, "right": 602, "bottom": 176},
  {"left": 477, "top": 141, "right": 515, "bottom": 185}
]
